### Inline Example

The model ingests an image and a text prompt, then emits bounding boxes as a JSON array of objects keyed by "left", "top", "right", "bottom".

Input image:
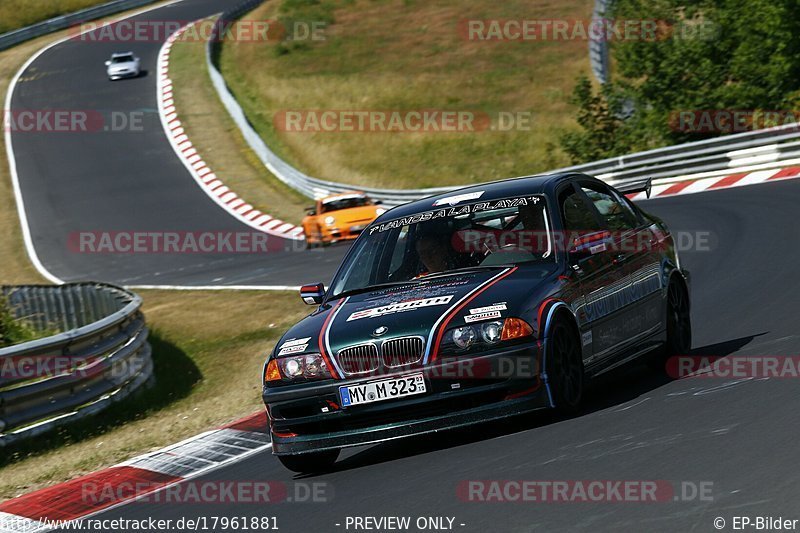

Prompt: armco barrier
[
  {"left": 0, "top": 283, "right": 151, "bottom": 446},
  {"left": 0, "top": 0, "right": 158, "bottom": 51},
  {"left": 207, "top": 1, "right": 800, "bottom": 207}
]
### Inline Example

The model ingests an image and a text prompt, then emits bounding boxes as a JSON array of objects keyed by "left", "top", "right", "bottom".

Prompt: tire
[
  {"left": 648, "top": 279, "right": 691, "bottom": 372},
  {"left": 277, "top": 449, "right": 339, "bottom": 473},
  {"left": 665, "top": 279, "right": 692, "bottom": 356},
  {"left": 548, "top": 320, "right": 584, "bottom": 413}
]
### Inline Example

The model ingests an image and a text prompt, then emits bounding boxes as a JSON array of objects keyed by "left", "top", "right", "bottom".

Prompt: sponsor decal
[
  {"left": 581, "top": 330, "right": 593, "bottom": 346},
  {"left": 469, "top": 303, "right": 507, "bottom": 314},
  {"left": 369, "top": 196, "right": 542, "bottom": 234},
  {"left": 347, "top": 295, "right": 454, "bottom": 321},
  {"left": 433, "top": 191, "right": 485, "bottom": 207},
  {"left": 589, "top": 242, "right": 607, "bottom": 254},
  {"left": 278, "top": 337, "right": 310, "bottom": 355},
  {"left": 464, "top": 310, "right": 502, "bottom": 323}
]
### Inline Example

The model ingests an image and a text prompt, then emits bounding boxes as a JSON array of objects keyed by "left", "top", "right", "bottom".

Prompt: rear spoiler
[{"left": 615, "top": 177, "right": 652, "bottom": 199}]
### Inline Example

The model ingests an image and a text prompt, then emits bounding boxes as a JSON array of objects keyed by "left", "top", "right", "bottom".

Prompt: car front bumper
[
  {"left": 263, "top": 342, "right": 549, "bottom": 455},
  {"left": 108, "top": 70, "right": 139, "bottom": 79}
]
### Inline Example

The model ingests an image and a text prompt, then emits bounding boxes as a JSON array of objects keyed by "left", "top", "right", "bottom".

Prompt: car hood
[
  {"left": 274, "top": 263, "right": 560, "bottom": 373},
  {"left": 108, "top": 61, "right": 137, "bottom": 71},
  {"left": 325, "top": 205, "right": 379, "bottom": 225}
]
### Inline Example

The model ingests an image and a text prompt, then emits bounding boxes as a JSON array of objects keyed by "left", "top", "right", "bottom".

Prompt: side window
[
  {"left": 560, "top": 190, "right": 600, "bottom": 232},
  {"left": 580, "top": 184, "right": 636, "bottom": 231}
]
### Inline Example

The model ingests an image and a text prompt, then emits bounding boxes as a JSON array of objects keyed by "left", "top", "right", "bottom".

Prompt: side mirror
[
  {"left": 305, "top": 206, "right": 317, "bottom": 215},
  {"left": 374, "top": 200, "right": 383, "bottom": 205},
  {"left": 300, "top": 283, "right": 325, "bottom": 305},
  {"left": 105, "top": 60, "right": 111, "bottom": 66}
]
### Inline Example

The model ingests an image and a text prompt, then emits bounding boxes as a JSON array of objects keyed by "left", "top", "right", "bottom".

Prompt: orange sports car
[{"left": 301, "top": 192, "right": 386, "bottom": 246}]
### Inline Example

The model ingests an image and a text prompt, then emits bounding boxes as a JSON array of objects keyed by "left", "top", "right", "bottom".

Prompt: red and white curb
[
  {"left": 623, "top": 166, "right": 800, "bottom": 201},
  {"left": 0, "top": 412, "right": 269, "bottom": 532},
  {"left": 157, "top": 23, "right": 304, "bottom": 241}
]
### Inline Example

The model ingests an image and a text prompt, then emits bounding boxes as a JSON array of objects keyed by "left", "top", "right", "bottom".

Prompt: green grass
[
  {"left": 218, "top": 0, "right": 593, "bottom": 190},
  {"left": 0, "top": 295, "right": 47, "bottom": 347},
  {"left": 0, "top": 0, "right": 120, "bottom": 34}
]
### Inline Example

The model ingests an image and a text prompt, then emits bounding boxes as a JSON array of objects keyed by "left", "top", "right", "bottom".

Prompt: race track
[
  {"left": 8, "top": 0, "right": 800, "bottom": 531},
  {"left": 63, "top": 179, "right": 800, "bottom": 532},
  {"left": 8, "top": 0, "right": 350, "bottom": 287}
]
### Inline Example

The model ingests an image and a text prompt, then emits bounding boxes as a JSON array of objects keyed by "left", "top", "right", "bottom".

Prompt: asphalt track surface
[
  {"left": 60, "top": 179, "right": 800, "bottom": 532},
  {"left": 11, "top": 1, "right": 800, "bottom": 531},
  {"left": 9, "top": 0, "right": 350, "bottom": 287}
]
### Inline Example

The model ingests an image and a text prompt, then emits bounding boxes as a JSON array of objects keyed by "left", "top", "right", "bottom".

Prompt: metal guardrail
[
  {"left": 0, "top": 283, "right": 151, "bottom": 446},
  {"left": 207, "top": 1, "right": 800, "bottom": 207},
  {"left": 0, "top": 0, "right": 158, "bottom": 51},
  {"left": 589, "top": 0, "right": 611, "bottom": 84}
]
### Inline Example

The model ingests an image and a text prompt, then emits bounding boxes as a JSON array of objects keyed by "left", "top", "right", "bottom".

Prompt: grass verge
[
  {"left": 0, "top": 0, "right": 125, "bottom": 34},
  {"left": 0, "top": 7, "right": 307, "bottom": 500},
  {"left": 168, "top": 19, "right": 310, "bottom": 225},
  {"left": 219, "top": 0, "right": 593, "bottom": 190}
]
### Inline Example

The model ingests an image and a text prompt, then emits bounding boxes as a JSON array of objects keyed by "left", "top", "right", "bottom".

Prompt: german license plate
[{"left": 339, "top": 373, "right": 426, "bottom": 407}]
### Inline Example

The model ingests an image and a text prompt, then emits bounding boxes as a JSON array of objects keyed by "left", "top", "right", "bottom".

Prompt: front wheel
[
  {"left": 277, "top": 449, "right": 339, "bottom": 473},
  {"left": 548, "top": 321, "right": 584, "bottom": 413},
  {"left": 666, "top": 280, "right": 691, "bottom": 355},
  {"left": 649, "top": 279, "right": 691, "bottom": 372}
]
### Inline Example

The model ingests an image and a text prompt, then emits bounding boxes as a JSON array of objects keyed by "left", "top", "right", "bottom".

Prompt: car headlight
[
  {"left": 264, "top": 353, "right": 331, "bottom": 383},
  {"left": 452, "top": 326, "right": 477, "bottom": 349},
  {"left": 480, "top": 320, "right": 503, "bottom": 344},
  {"left": 441, "top": 318, "right": 532, "bottom": 353},
  {"left": 376, "top": 208, "right": 386, "bottom": 216},
  {"left": 324, "top": 216, "right": 336, "bottom": 226}
]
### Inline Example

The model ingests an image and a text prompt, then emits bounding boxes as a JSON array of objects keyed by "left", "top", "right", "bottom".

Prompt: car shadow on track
[{"left": 292, "top": 334, "right": 763, "bottom": 479}]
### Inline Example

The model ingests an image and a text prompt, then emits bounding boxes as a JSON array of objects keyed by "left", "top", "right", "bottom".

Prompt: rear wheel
[
  {"left": 548, "top": 320, "right": 584, "bottom": 413},
  {"left": 277, "top": 449, "right": 339, "bottom": 473}
]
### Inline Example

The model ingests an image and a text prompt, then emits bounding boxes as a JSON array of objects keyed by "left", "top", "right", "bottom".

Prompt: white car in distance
[{"left": 105, "top": 52, "right": 141, "bottom": 81}]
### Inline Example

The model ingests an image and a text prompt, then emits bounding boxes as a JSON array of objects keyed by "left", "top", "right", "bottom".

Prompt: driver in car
[{"left": 414, "top": 228, "right": 455, "bottom": 277}]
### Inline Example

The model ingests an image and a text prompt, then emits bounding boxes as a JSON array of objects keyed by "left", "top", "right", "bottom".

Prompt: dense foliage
[{"left": 560, "top": 0, "right": 800, "bottom": 163}]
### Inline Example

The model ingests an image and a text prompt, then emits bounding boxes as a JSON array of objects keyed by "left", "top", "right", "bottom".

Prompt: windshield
[
  {"left": 329, "top": 194, "right": 553, "bottom": 297},
  {"left": 320, "top": 196, "right": 372, "bottom": 212},
  {"left": 111, "top": 55, "right": 134, "bottom": 63}
]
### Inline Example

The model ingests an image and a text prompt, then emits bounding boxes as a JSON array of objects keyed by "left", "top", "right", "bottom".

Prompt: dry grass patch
[
  {"left": 0, "top": 0, "right": 126, "bottom": 34},
  {"left": 220, "top": 0, "right": 593, "bottom": 189}
]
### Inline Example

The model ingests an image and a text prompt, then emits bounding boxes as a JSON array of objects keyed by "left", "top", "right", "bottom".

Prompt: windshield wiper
[{"left": 331, "top": 281, "right": 421, "bottom": 300}]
